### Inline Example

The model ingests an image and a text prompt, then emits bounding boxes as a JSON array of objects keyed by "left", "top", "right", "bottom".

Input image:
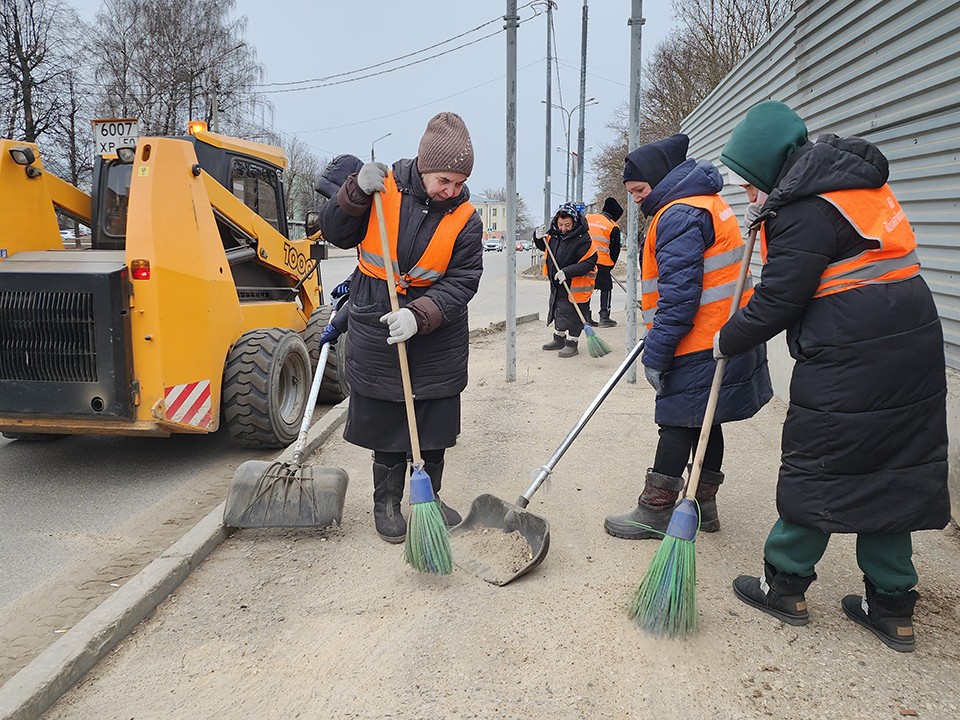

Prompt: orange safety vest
[
  {"left": 541, "top": 236, "right": 597, "bottom": 303},
  {"left": 357, "top": 172, "right": 475, "bottom": 295},
  {"left": 587, "top": 213, "right": 616, "bottom": 267},
  {"left": 641, "top": 194, "right": 753, "bottom": 357}
]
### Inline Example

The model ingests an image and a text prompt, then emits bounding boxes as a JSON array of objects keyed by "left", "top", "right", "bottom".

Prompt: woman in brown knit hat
[{"left": 317, "top": 112, "right": 483, "bottom": 543}]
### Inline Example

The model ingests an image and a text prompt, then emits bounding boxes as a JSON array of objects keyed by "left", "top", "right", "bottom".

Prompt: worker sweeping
[
  {"left": 533, "top": 203, "right": 598, "bottom": 358},
  {"left": 716, "top": 101, "right": 950, "bottom": 652},
  {"left": 586, "top": 197, "right": 623, "bottom": 327},
  {"left": 605, "top": 133, "right": 772, "bottom": 540},
  {"left": 317, "top": 112, "right": 483, "bottom": 544}
]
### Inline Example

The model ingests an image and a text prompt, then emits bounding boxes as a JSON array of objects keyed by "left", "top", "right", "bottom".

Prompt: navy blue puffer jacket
[{"left": 640, "top": 159, "right": 772, "bottom": 427}]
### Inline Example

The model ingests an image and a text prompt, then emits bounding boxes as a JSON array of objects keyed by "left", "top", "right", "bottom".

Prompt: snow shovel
[
  {"left": 224, "top": 313, "right": 349, "bottom": 529},
  {"left": 451, "top": 335, "right": 646, "bottom": 585}
]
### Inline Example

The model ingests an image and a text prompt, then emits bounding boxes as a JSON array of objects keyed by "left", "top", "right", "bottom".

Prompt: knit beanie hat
[
  {"left": 721, "top": 101, "right": 808, "bottom": 194},
  {"left": 623, "top": 133, "right": 689, "bottom": 188},
  {"left": 416, "top": 112, "right": 474, "bottom": 177},
  {"left": 601, "top": 196, "right": 623, "bottom": 221}
]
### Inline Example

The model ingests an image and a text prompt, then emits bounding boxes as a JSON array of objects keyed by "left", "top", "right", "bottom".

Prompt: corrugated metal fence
[{"left": 682, "top": 0, "right": 960, "bottom": 369}]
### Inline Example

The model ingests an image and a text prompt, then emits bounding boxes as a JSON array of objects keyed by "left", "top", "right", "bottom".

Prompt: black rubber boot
[
  {"left": 542, "top": 334, "right": 565, "bottom": 351},
  {"left": 558, "top": 339, "right": 579, "bottom": 358},
  {"left": 695, "top": 469, "right": 724, "bottom": 532},
  {"left": 842, "top": 577, "right": 918, "bottom": 653},
  {"left": 372, "top": 462, "right": 407, "bottom": 543},
  {"left": 424, "top": 460, "right": 462, "bottom": 527},
  {"left": 604, "top": 470, "right": 685, "bottom": 540},
  {"left": 598, "top": 310, "right": 617, "bottom": 328},
  {"left": 732, "top": 560, "right": 815, "bottom": 626}
]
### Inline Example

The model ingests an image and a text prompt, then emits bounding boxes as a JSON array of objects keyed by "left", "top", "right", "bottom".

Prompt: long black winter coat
[
  {"left": 718, "top": 135, "right": 950, "bottom": 534},
  {"left": 318, "top": 158, "right": 483, "bottom": 403},
  {"left": 641, "top": 159, "right": 772, "bottom": 428},
  {"left": 534, "top": 213, "right": 597, "bottom": 334}
]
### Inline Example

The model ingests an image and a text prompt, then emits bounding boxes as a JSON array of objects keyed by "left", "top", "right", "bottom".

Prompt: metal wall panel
[{"left": 683, "top": 0, "right": 960, "bottom": 368}]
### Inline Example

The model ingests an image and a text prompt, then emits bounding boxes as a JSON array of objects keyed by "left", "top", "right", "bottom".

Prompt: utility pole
[
  {"left": 543, "top": 1, "right": 555, "bottom": 227},
  {"left": 576, "top": 0, "right": 589, "bottom": 204},
  {"left": 505, "top": 1, "right": 519, "bottom": 382},
  {"left": 625, "top": 0, "right": 644, "bottom": 383}
]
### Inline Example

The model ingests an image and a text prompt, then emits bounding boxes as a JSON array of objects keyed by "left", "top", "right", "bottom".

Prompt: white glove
[
  {"left": 554, "top": 269, "right": 566, "bottom": 284},
  {"left": 533, "top": 225, "right": 547, "bottom": 241},
  {"left": 744, "top": 202, "right": 761, "bottom": 228},
  {"left": 357, "top": 162, "right": 388, "bottom": 195},
  {"left": 379, "top": 308, "right": 418, "bottom": 345},
  {"left": 713, "top": 331, "right": 727, "bottom": 360}
]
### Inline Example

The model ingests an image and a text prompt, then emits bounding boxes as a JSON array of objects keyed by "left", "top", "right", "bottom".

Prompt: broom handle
[
  {"left": 542, "top": 237, "right": 591, "bottom": 327},
  {"left": 686, "top": 225, "right": 759, "bottom": 499},
  {"left": 373, "top": 191, "right": 423, "bottom": 468}
]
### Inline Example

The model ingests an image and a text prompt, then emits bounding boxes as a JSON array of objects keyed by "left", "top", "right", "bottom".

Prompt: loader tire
[
  {"left": 302, "top": 306, "right": 349, "bottom": 404},
  {"left": 222, "top": 329, "right": 311, "bottom": 449}
]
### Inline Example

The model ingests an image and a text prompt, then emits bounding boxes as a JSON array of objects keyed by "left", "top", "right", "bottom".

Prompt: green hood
[{"left": 720, "top": 101, "right": 808, "bottom": 194}]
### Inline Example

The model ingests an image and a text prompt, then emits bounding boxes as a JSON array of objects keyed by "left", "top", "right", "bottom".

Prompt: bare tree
[
  {"left": 278, "top": 134, "right": 325, "bottom": 222},
  {"left": 479, "top": 186, "right": 536, "bottom": 234}
]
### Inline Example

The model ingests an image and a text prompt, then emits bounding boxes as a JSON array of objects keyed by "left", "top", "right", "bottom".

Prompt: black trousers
[
  {"left": 652, "top": 424, "right": 724, "bottom": 478},
  {"left": 375, "top": 449, "right": 445, "bottom": 466}
]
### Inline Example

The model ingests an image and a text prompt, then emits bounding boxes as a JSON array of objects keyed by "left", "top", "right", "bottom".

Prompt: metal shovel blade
[
  {"left": 449, "top": 493, "right": 550, "bottom": 586},
  {"left": 224, "top": 460, "right": 349, "bottom": 529}
]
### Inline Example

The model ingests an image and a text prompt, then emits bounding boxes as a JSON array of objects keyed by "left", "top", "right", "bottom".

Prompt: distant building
[{"left": 472, "top": 195, "right": 507, "bottom": 241}]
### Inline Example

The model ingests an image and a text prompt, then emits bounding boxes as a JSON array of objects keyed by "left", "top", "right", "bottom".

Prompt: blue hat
[{"left": 623, "top": 134, "right": 689, "bottom": 188}]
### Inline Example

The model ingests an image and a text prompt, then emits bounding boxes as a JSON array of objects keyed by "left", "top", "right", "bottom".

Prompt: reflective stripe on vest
[
  {"left": 641, "top": 194, "right": 753, "bottom": 356},
  {"left": 587, "top": 213, "right": 616, "bottom": 266},
  {"left": 357, "top": 172, "right": 475, "bottom": 294},
  {"left": 812, "top": 184, "right": 919, "bottom": 298},
  {"left": 541, "top": 236, "right": 597, "bottom": 303}
]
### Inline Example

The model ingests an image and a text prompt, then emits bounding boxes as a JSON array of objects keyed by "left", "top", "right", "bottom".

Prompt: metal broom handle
[
  {"left": 373, "top": 190, "right": 424, "bottom": 469},
  {"left": 686, "top": 225, "right": 759, "bottom": 499}
]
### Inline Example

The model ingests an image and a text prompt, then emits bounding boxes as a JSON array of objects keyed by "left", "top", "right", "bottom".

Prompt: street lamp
[{"left": 542, "top": 97, "right": 598, "bottom": 203}]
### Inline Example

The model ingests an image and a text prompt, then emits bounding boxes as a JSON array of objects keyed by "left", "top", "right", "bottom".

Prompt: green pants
[{"left": 763, "top": 518, "right": 918, "bottom": 595}]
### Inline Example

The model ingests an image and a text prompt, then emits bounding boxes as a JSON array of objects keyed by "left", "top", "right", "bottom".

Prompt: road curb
[{"left": 0, "top": 400, "right": 349, "bottom": 720}]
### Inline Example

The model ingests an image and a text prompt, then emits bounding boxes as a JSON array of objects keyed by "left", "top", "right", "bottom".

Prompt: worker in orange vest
[
  {"left": 318, "top": 112, "right": 482, "bottom": 544},
  {"left": 586, "top": 197, "right": 623, "bottom": 327},
  {"left": 717, "top": 100, "right": 949, "bottom": 652}
]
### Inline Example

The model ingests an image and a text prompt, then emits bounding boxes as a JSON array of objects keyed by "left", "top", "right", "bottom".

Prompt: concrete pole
[
  {"left": 576, "top": 0, "right": 588, "bottom": 204},
  {"left": 543, "top": 1, "right": 554, "bottom": 228},
  {"left": 625, "top": 0, "right": 644, "bottom": 383},
  {"left": 505, "top": 1, "right": 519, "bottom": 382}
]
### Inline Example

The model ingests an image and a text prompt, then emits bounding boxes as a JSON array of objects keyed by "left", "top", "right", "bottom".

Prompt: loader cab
[{"left": 90, "top": 156, "right": 134, "bottom": 250}]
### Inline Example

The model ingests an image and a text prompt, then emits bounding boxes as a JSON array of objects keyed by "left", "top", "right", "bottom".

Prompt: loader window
[
  {"left": 230, "top": 159, "right": 283, "bottom": 232},
  {"left": 101, "top": 163, "right": 133, "bottom": 238}
]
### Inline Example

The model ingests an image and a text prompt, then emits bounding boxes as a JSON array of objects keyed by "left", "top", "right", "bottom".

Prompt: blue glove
[
  {"left": 319, "top": 322, "right": 341, "bottom": 345},
  {"left": 331, "top": 279, "right": 351, "bottom": 299},
  {"left": 643, "top": 365, "right": 664, "bottom": 394}
]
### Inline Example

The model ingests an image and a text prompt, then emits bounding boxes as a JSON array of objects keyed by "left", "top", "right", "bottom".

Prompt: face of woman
[
  {"left": 624, "top": 180, "right": 652, "bottom": 204},
  {"left": 422, "top": 171, "right": 468, "bottom": 201},
  {"left": 556, "top": 216, "right": 574, "bottom": 233}
]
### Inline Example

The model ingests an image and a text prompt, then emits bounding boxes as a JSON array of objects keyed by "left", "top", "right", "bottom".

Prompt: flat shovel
[
  {"left": 224, "top": 313, "right": 349, "bottom": 528},
  {"left": 451, "top": 336, "right": 646, "bottom": 585}
]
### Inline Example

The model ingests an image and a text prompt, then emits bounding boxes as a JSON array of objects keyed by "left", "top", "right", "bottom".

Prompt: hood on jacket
[
  {"left": 640, "top": 159, "right": 723, "bottom": 217},
  {"left": 764, "top": 134, "right": 890, "bottom": 214},
  {"left": 316, "top": 154, "right": 364, "bottom": 199}
]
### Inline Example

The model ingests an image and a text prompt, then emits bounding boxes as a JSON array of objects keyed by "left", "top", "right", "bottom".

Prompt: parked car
[
  {"left": 515, "top": 241, "right": 524, "bottom": 251},
  {"left": 483, "top": 240, "right": 503, "bottom": 252}
]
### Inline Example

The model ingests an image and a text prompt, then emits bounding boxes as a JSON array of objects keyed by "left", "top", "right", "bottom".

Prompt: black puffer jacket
[
  {"left": 534, "top": 212, "right": 597, "bottom": 332},
  {"left": 719, "top": 135, "right": 950, "bottom": 534},
  {"left": 318, "top": 158, "right": 483, "bottom": 402}
]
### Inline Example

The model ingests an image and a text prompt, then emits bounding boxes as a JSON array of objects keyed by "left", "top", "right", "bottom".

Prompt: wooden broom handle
[
  {"left": 542, "top": 237, "right": 591, "bottom": 327},
  {"left": 373, "top": 191, "right": 423, "bottom": 467},
  {"left": 686, "top": 225, "right": 759, "bottom": 500}
]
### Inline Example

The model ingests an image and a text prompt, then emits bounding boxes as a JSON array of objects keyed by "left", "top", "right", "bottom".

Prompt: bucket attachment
[
  {"left": 450, "top": 493, "right": 550, "bottom": 586},
  {"left": 224, "top": 460, "right": 348, "bottom": 528}
]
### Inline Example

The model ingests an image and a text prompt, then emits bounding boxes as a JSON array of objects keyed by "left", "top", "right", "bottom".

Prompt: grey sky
[{"left": 69, "top": 1, "right": 674, "bottom": 212}]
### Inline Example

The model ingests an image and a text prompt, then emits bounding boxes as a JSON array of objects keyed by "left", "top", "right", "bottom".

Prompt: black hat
[
  {"left": 601, "top": 196, "right": 623, "bottom": 221},
  {"left": 315, "top": 154, "right": 364, "bottom": 199},
  {"left": 623, "top": 134, "right": 689, "bottom": 189}
]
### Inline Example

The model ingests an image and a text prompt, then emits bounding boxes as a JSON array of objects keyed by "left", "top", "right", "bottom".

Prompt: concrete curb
[
  {"left": 0, "top": 400, "right": 349, "bottom": 720},
  {"left": 469, "top": 312, "right": 540, "bottom": 338}
]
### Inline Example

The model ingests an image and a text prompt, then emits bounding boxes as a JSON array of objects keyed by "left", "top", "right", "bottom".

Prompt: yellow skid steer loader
[{"left": 0, "top": 125, "right": 347, "bottom": 448}]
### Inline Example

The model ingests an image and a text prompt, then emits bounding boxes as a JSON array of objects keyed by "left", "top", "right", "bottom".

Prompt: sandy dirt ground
[{"left": 46, "top": 311, "right": 960, "bottom": 720}]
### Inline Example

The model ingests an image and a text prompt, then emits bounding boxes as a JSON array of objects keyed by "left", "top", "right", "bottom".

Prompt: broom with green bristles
[
  {"left": 541, "top": 238, "right": 612, "bottom": 358},
  {"left": 628, "top": 225, "right": 759, "bottom": 636},
  {"left": 372, "top": 189, "right": 452, "bottom": 575}
]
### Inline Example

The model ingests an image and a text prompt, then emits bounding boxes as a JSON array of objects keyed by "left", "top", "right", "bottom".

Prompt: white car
[{"left": 483, "top": 240, "right": 503, "bottom": 252}]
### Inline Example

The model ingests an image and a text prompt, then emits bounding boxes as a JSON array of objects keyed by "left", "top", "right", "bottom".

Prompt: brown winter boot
[
  {"left": 542, "top": 334, "right": 565, "bottom": 351},
  {"left": 604, "top": 470, "right": 685, "bottom": 540},
  {"left": 694, "top": 469, "right": 724, "bottom": 532},
  {"left": 373, "top": 462, "right": 406, "bottom": 543},
  {"left": 423, "top": 460, "right": 462, "bottom": 527}
]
